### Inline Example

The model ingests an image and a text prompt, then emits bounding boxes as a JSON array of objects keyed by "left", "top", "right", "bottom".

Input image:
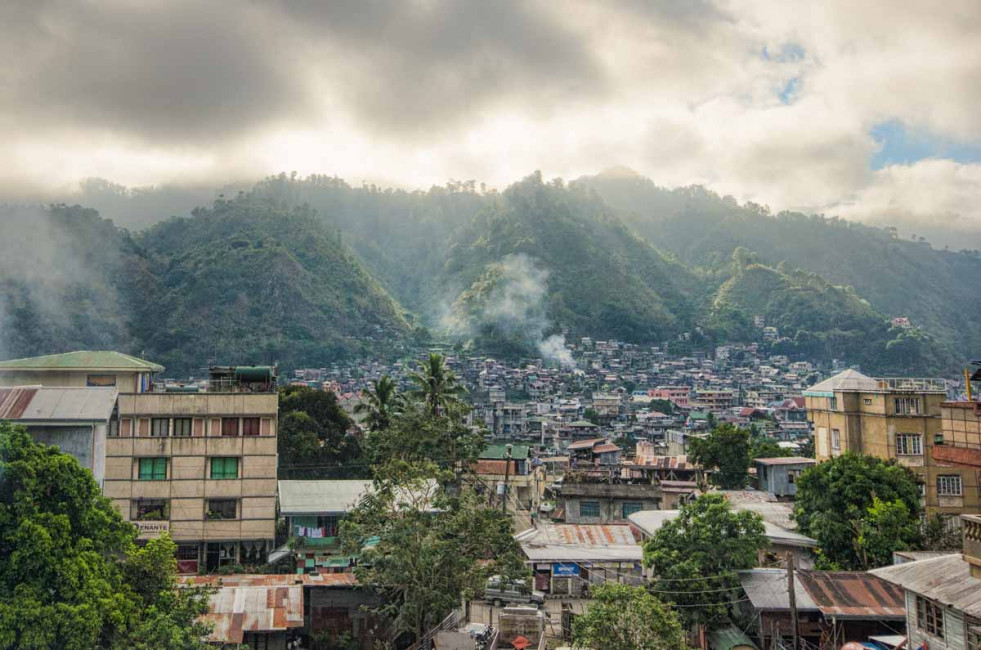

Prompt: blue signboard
[{"left": 552, "top": 563, "right": 580, "bottom": 576}]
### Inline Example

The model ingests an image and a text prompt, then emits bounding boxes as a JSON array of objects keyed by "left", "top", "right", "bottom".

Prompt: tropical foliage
[{"left": 572, "top": 583, "right": 690, "bottom": 650}]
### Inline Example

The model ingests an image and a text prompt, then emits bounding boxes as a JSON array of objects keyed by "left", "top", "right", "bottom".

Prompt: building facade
[
  {"left": 803, "top": 370, "right": 976, "bottom": 519},
  {"left": 0, "top": 351, "right": 279, "bottom": 572}
]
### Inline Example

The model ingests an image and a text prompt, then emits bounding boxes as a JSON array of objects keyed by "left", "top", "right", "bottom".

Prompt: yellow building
[
  {"left": 0, "top": 351, "right": 278, "bottom": 572},
  {"left": 804, "top": 369, "right": 978, "bottom": 519}
]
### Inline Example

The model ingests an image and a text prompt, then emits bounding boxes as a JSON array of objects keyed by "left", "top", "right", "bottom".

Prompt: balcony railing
[
  {"left": 963, "top": 514, "right": 981, "bottom": 564},
  {"left": 873, "top": 377, "right": 947, "bottom": 393}
]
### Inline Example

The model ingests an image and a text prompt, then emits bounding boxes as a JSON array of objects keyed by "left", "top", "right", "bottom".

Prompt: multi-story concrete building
[
  {"left": 803, "top": 369, "right": 978, "bottom": 519},
  {"left": 0, "top": 351, "right": 278, "bottom": 572}
]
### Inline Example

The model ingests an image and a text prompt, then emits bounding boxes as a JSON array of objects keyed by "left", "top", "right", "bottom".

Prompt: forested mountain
[
  {"left": 0, "top": 196, "right": 412, "bottom": 374},
  {"left": 577, "top": 168, "right": 981, "bottom": 368},
  {"left": 2, "top": 169, "right": 976, "bottom": 374}
]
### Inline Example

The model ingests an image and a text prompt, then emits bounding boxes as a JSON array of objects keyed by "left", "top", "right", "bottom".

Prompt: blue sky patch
[
  {"left": 778, "top": 78, "right": 800, "bottom": 104},
  {"left": 762, "top": 43, "right": 805, "bottom": 62},
  {"left": 871, "top": 120, "right": 981, "bottom": 169}
]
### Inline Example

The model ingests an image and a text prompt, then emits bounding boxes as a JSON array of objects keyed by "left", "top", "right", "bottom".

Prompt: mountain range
[{"left": 0, "top": 168, "right": 976, "bottom": 375}]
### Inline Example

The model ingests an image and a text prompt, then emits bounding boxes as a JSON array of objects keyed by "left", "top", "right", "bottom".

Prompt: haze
[{"left": 2, "top": 0, "right": 980, "bottom": 246}]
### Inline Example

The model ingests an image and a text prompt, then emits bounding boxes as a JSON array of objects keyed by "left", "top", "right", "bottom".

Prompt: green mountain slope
[
  {"left": 577, "top": 169, "right": 981, "bottom": 364},
  {"left": 439, "top": 173, "right": 702, "bottom": 351}
]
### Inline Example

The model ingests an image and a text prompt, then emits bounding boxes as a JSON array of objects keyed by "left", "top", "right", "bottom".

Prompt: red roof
[
  {"left": 631, "top": 455, "right": 693, "bottom": 470},
  {"left": 797, "top": 571, "right": 906, "bottom": 619},
  {"left": 0, "top": 386, "right": 39, "bottom": 419},
  {"left": 593, "top": 443, "right": 621, "bottom": 454},
  {"left": 567, "top": 438, "right": 606, "bottom": 450}
]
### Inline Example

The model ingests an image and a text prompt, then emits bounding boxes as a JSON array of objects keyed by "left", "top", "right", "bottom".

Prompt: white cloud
[{"left": 0, "top": 0, "right": 979, "bottom": 241}]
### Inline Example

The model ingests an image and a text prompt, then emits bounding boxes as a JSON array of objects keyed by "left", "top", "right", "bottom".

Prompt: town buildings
[
  {"left": 803, "top": 369, "right": 978, "bottom": 520},
  {"left": 0, "top": 351, "right": 279, "bottom": 572}
]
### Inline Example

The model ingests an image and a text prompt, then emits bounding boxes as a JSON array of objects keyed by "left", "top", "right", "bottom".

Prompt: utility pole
[
  {"left": 502, "top": 443, "right": 512, "bottom": 516},
  {"left": 786, "top": 553, "right": 799, "bottom": 650}
]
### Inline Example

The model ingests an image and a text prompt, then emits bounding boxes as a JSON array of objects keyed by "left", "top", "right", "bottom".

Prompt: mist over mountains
[{"left": 1, "top": 168, "right": 976, "bottom": 375}]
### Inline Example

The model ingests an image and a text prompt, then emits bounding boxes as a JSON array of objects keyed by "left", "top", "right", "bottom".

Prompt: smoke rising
[{"left": 447, "top": 253, "right": 576, "bottom": 367}]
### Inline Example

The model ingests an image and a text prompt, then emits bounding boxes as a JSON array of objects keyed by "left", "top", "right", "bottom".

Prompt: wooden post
[
  {"left": 787, "top": 553, "right": 799, "bottom": 650},
  {"left": 502, "top": 444, "right": 512, "bottom": 516}
]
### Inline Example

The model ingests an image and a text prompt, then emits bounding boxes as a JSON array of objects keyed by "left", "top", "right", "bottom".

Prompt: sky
[{"left": 2, "top": 0, "right": 980, "bottom": 246}]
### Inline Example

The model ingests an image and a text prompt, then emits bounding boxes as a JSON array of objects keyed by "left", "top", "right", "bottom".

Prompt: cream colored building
[
  {"left": 0, "top": 351, "right": 278, "bottom": 572},
  {"left": 804, "top": 369, "right": 978, "bottom": 520}
]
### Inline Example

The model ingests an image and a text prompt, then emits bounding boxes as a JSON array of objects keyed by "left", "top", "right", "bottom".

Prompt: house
[
  {"left": 870, "top": 514, "right": 981, "bottom": 650},
  {"left": 276, "top": 480, "right": 373, "bottom": 574},
  {"left": 754, "top": 457, "right": 816, "bottom": 498},
  {"left": 558, "top": 475, "right": 671, "bottom": 524},
  {"left": 0, "top": 385, "right": 118, "bottom": 486},
  {"left": 565, "top": 438, "right": 621, "bottom": 467},
  {"left": 736, "top": 569, "right": 905, "bottom": 649},
  {"left": 0, "top": 351, "right": 280, "bottom": 572},
  {"left": 805, "top": 370, "right": 974, "bottom": 520},
  {"left": 515, "top": 523, "right": 644, "bottom": 597},
  {"left": 475, "top": 444, "right": 538, "bottom": 522}
]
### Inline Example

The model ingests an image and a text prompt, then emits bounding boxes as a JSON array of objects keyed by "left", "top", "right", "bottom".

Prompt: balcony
[
  {"left": 873, "top": 377, "right": 947, "bottom": 393},
  {"left": 963, "top": 515, "right": 981, "bottom": 576}
]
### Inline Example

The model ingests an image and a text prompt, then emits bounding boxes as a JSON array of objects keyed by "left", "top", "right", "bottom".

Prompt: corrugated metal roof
[
  {"left": 278, "top": 480, "right": 372, "bottom": 515},
  {"left": 628, "top": 510, "right": 816, "bottom": 548},
  {"left": 180, "top": 573, "right": 357, "bottom": 588},
  {"left": 518, "top": 523, "right": 642, "bottom": 563},
  {"left": 871, "top": 554, "right": 981, "bottom": 618},
  {"left": 630, "top": 455, "right": 694, "bottom": 469},
  {"left": 708, "top": 624, "right": 759, "bottom": 650},
  {"left": 796, "top": 571, "right": 906, "bottom": 619},
  {"left": 0, "top": 350, "right": 164, "bottom": 372},
  {"left": 0, "top": 386, "right": 117, "bottom": 422},
  {"left": 739, "top": 569, "right": 819, "bottom": 612},
  {"left": 199, "top": 584, "right": 303, "bottom": 644},
  {"left": 566, "top": 438, "right": 605, "bottom": 450},
  {"left": 0, "top": 386, "right": 39, "bottom": 419},
  {"left": 754, "top": 457, "right": 816, "bottom": 466},
  {"left": 481, "top": 444, "right": 531, "bottom": 460},
  {"left": 593, "top": 443, "right": 621, "bottom": 454}
]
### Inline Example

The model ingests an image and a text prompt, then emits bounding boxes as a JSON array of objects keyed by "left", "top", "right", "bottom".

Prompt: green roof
[
  {"left": 0, "top": 351, "right": 164, "bottom": 373},
  {"left": 688, "top": 410, "right": 709, "bottom": 420},
  {"left": 708, "top": 625, "right": 758, "bottom": 650},
  {"left": 481, "top": 444, "right": 531, "bottom": 460}
]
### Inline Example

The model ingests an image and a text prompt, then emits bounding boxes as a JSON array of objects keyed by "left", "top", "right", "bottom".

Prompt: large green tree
[
  {"left": 793, "top": 453, "right": 921, "bottom": 569},
  {"left": 277, "top": 385, "right": 366, "bottom": 479},
  {"left": 689, "top": 424, "right": 751, "bottom": 489},
  {"left": 643, "top": 494, "right": 767, "bottom": 630},
  {"left": 408, "top": 353, "right": 466, "bottom": 417},
  {"left": 365, "top": 402, "right": 485, "bottom": 470},
  {"left": 572, "top": 583, "right": 689, "bottom": 650},
  {"left": 340, "top": 460, "right": 524, "bottom": 642},
  {"left": 0, "top": 422, "right": 212, "bottom": 649}
]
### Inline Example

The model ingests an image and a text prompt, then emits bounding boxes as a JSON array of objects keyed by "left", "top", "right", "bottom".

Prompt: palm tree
[
  {"left": 408, "top": 353, "right": 467, "bottom": 417},
  {"left": 353, "top": 375, "right": 402, "bottom": 432}
]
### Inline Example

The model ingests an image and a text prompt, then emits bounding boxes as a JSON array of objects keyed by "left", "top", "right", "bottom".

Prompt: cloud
[{"left": 0, "top": 0, "right": 979, "bottom": 238}]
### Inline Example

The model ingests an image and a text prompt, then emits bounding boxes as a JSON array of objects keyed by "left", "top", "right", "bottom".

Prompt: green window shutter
[
  {"left": 139, "top": 458, "right": 167, "bottom": 480},
  {"left": 211, "top": 457, "right": 239, "bottom": 479}
]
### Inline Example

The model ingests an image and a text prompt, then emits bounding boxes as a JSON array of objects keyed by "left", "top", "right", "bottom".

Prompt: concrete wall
[
  {"left": 26, "top": 424, "right": 105, "bottom": 485},
  {"left": 0, "top": 369, "right": 140, "bottom": 392},
  {"left": 563, "top": 496, "right": 661, "bottom": 524}
]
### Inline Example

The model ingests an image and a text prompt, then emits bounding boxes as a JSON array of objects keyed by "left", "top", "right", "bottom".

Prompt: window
[
  {"left": 788, "top": 470, "right": 800, "bottom": 484},
  {"left": 177, "top": 545, "right": 199, "bottom": 561},
  {"left": 108, "top": 418, "right": 119, "bottom": 437},
  {"left": 864, "top": 398, "right": 872, "bottom": 405},
  {"left": 579, "top": 501, "right": 600, "bottom": 518},
  {"left": 621, "top": 502, "right": 643, "bottom": 518},
  {"left": 87, "top": 374, "right": 116, "bottom": 387},
  {"left": 172, "top": 418, "right": 193, "bottom": 437},
  {"left": 221, "top": 418, "right": 239, "bottom": 437},
  {"left": 937, "top": 475, "right": 963, "bottom": 497},
  {"left": 242, "top": 417, "right": 260, "bottom": 437},
  {"left": 210, "top": 457, "right": 239, "bottom": 480},
  {"left": 828, "top": 396, "right": 838, "bottom": 411},
  {"left": 206, "top": 499, "right": 237, "bottom": 520},
  {"left": 150, "top": 418, "right": 169, "bottom": 437},
  {"left": 831, "top": 429, "right": 841, "bottom": 450},
  {"left": 895, "top": 397, "right": 920, "bottom": 415},
  {"left": 896, "top": 433, "right": 923, "bottom": 456},
  {"left": 917, "top": 596, "right": 945, "bottom": 638},
  {"left": 967, "top": 619, "right": 981, "bottom": 650},
  {"left": 133, "top": 499, "right": 169, "bottom": 521},
  {"left": 138, "top": 457, "right": 167, "bottom": 480}
]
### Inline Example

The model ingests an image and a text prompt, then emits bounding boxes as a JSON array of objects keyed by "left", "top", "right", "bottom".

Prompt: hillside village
[{"left": 1, "top": 341, "right": 979, "bottom": 650}]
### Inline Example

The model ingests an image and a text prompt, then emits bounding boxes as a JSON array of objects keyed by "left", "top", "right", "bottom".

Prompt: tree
[
  {"left": 340, "top": 461, "right": 524, "bottom": 642},
  {"left": 855, "top": 498, "right": 920, "bottom": 570},
  {"left": 572, "top": 583, "right": 689, "bottom": 650},
  {"left": 643, "top": 494, "right": 767, "bottom": 629},
  {"left": 353, "top": 375, "right": 402, "bottom": 432},
  {"left": 749, "top": 436, "right": 792, "bottom": 460},
  {"left": 689, "top": 424, "right": 751, "bottom": 489},
  {"left": 408, "top": 353, "right": 466, "bottom": 417},
  {"left": 0, "top": 422, "right": 212, "bottom": 649},
  {"left": 798, "top": 436, "right": 815, "bottom": 459},
  {"left": 365, "top": 403, "right": 485, "bottom": 470},
  {"left": 278, "top": 386, "right": 366, "bottom": 479},
  {"left": 794, "top": 453, "right": 921, "bottom": 569}
]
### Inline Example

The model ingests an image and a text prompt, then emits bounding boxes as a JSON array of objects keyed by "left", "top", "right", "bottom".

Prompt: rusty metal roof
[
  {"left": 566, "top": 438, "right": 606, "bottom": 450},
  {"left": 517, "top": 523, "right": 643, "bottom": 562},
  {"left": 0, "top": 386, "right": 117, "bottom": 422},
  {"left": 593, "top": 443, "right": 621, "bottom": 454},
  {"left": 200, "top": 584, "right": 303, "bottom": 644},
  {"left": 630, "top": 455, "right": 694, "bottom": 469},
  {"left": 0, "top": 386, "right": 38, "bottom": 419},
  {"left": 797, "top": 571, "right": 906, "bottom": 620},
  {"left": 180, "top": 573, "right": 358, "bottom": 588}
]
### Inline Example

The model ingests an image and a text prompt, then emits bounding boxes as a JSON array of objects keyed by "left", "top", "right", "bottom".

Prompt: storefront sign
[{"left": 552, "top": 562, "right": 580, "bottom": 576}]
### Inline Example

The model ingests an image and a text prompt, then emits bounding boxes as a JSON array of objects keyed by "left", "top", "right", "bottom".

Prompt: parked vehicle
[{"left": 484, "top": 575, "right": 545, "bottom": 607}]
